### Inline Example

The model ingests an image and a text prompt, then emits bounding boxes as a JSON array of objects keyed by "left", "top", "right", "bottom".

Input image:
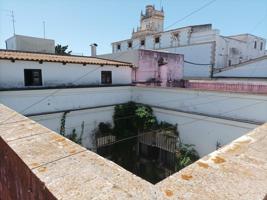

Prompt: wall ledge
[{"left": 1, "top": 104, "right": 267, "bottom": 199}]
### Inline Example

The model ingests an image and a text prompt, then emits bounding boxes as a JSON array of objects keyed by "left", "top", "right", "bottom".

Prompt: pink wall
[
  {"left": 134, "top": 50, "right": 183, "bottom": 86},
  {"left": 185, "top": 80, "right": 267, "bottom": 94}
]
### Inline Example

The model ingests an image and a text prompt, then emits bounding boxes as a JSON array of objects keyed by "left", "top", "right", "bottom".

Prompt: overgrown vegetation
[
  {"left": 176, "top": 143, "right": 199, "bottom": 170},
  {"left": 94, "top": 101, "right": 199, "bottom": 183}
]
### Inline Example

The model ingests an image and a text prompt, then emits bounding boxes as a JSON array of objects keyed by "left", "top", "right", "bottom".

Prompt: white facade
[
  {"left": 109, "top": 6, "right": 266, "bottom": 78},
  {"left": 214, "top": 55, "right": 267, "bottom": 78},
  {"left": 5, "top": 35, "right": 55, "bottom": 53},
  {"left": 0, "top": 59, "right": 132, "bottom": 89}
]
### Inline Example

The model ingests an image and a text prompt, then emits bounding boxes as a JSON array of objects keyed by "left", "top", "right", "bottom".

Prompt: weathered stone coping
[{"left": 0, "top": 104, "right": 267, "bottom": 199}]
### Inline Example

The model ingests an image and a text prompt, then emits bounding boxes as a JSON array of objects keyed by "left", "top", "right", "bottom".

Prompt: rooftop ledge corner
[{"left": 0, "top": 103, "right": 267, "bottom": 200}]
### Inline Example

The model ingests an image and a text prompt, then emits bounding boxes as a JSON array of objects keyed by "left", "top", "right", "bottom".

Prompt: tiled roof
[{"left": 0, "top": 50, "right": 133, "bottom": 67}]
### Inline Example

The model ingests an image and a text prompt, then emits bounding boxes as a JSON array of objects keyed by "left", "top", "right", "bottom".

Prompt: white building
[
  {"left": 110, "top": 5, "right": 266, "bottom": 78},
  {"left": 0, "top": 50, "right": 132, "bottom": 89},
  {"left": 6, "top": 35, "right": 56, "bottom": 54}
]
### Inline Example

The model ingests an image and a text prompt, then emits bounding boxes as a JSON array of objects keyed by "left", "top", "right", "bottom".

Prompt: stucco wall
[
  {"left": 6, "top": 35, "right": 55, "bottom": 53},
  {"left": 136, "top": 50, "right": 183, "bottom": 83},
  {"left": 0, "top": 86, "right": 132, "bottom": 115},
  {"left": 0, "top": 60, "right": 132, "bottom": 88},
  {"left": 101, "top": 49, "right": 184, "bottom": 84},
  {"left": 30, "top": 106, "right": 115, "bottom": 149},
  {"left": 164, "top": 42, "right": 213, "bottom": 77},
  {"left": 214, "top": 57, "right": 267, "bottom": 77},
  {"left": 1, "top": 86, "right": 266, "bottom": 157},
  {"left": 153, "top": 107, "right": 257, "bottom": 157},
  {"left": 29, "top": 105, "right": 257, "bottom": 157},
  {"left": 132, "top": 87, "right": 267, "bottom": 124}
]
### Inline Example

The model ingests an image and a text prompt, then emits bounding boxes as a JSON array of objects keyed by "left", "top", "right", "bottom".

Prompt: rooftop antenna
[
  {"left": 1, "top": 9, "right": 16, "bottom": 35},
  {"left": 11, "top": 10, "right": 15, "bottom": 35},
  {"left": 43, "top": 21, "right": 46, "bottom": 38}
]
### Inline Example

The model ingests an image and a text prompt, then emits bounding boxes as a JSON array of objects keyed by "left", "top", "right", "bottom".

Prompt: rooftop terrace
[{"left": 0, "top": 104, "right": 267, "bottom": 199}]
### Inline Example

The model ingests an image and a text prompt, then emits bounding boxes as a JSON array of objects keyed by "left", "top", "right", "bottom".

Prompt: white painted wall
[
  {"left": 214, "top": 57, "right": 267, "bottom": 77},
  {"left": 6, "top": 35, "right": 55, "bottom": 53},
  {"left": 0, "top": 86, "right": 132, "bottom": 115},
  {"left": 132, "top": 87, "right": 267, "bottom": 124},
  {"left": 153, "top": 107, "right": 257, "bottom": 157},
  {"left": 30, "top": 106, "right": 115, "bottom": 149},
  {"left": 100, "top": 50, "right": 140, "bottom": 67},
  {"left": 110, "top": 22, "right": 266, "bottom": 78},
  {"left": 0, "top": 60, "right": 132, "bottom": 88},
  {"left": 112, "top": 28, "right": 217, "bottom": 54},
  {"left": 1, "top": 86, "right": 266, "bottom": 123},
  {"left": 164, "top": 42, "right": 213, "bottom": 78},
  {"left": 29, "top": 104, "right": 258, "bottom": 157}
]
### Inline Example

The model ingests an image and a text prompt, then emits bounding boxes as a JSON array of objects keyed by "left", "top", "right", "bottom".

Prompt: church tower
[{"left": 132, "top": 5, "right": 164, "bottom": 38}]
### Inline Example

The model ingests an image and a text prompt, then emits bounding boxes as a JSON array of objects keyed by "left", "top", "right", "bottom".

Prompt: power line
[
  {"left": 1, "top": 93, "right": 264, "bottom": 150},
  {"left": 89, "top": 100, "right": 264, "bottom": 149},
  {"left": 165, "top": 0, "right": 217, "bottom": 30},
  {"left": 184, "top": 60, "right": 212, "bottom": 66},
  {"left": 3, "top": 86, "right": 266, "bottom": 126},
  {"left": 249, "top": 8, "right": 267, "bottom": 33},
  {"left": 178, "top": 100, "right": 265, "bottom": 127},
  {"left": 0, "top": 66, "right": 102, "bottom": 125},
  {"left": 63, "top": 95, "right": 254, "bottom": 132},
  {"left": 12, "top": 92, "right": 232, "bottom": 124}
]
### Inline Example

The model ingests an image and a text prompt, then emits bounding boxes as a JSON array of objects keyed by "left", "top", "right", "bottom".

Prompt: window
[
  {"left": 260, "top": 42, "right": 263, "bottom": 51},
  {"left": 101, "top": 71, "right": 112, "bottom": 84},
  {"left": 254, "top": 41, "right": 257, "bottom": 49},
  {"left": 117, "top": 44, "right": 121, "bottom": 50},
  {"left": 155, "top": 36, "right": 160, "bottom": 44},
  {"left": 228, "top": 60, "right": 232, "bottom": 66},
  {"left": 140, "top": 39, "right": 145, "bottom": 46},
  {"left": 128, "top": 41, "right": 132, "bottom": 48},
  {"left": 24, "top": 69, "right": 42, "bottom": 86}
]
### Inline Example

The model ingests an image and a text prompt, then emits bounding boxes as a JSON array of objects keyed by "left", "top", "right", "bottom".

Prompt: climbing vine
[
  {"left": 59, "top": 112, "right": 84, "bottom": 145},
  {"left": 59, "top": 111, "right": 70, "bottom": 136}
]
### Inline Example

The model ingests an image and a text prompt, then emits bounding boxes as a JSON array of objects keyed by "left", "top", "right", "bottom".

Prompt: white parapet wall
[
  {"left": 0, "top": 86, "right": 132, "bottom": 115},
  {"left": 132, "top": 86, "right": 267, "bottom": 124},
  {"left": 152, "top": 107, "right": 257, "bottom": 157},
  {"left": 1, "top": 86, "right": 266, "bottom": 157}
]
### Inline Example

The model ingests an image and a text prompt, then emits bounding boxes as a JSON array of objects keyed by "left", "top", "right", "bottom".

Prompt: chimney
[{"left": 90, "top": 43, "right": 98, "bottom": 57}]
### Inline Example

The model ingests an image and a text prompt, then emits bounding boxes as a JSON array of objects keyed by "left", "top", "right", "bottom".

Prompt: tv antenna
[
  {"left": 43, "top": 21, "right": 46, "bottom": 38},
  {"left": 1, "top": 9, "right": 16, "bottom": 35},
  {"left": 11, "top": 10, "right": 16, "bottom": 35}
]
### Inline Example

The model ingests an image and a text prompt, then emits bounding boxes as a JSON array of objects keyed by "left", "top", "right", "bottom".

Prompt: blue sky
[{"left": 0, "top": 0, "right": 266, "bottom": 55}]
